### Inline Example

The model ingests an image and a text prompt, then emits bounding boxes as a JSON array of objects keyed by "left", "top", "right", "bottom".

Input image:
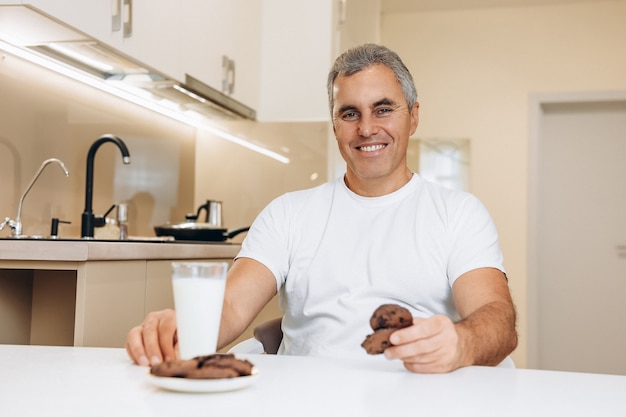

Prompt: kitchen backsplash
[{"left": 0, "top": 47, "right": 328, "bottom": 241}]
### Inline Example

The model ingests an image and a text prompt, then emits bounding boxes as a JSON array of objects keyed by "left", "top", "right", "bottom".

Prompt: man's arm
[
  {"left": 217, "top": 257, "right": 277, "bottom": 350},
  {"left": 384, "top": 267, "right": 518, "bottom": 373},
  {"left": 125, "top": 257, "right": 276, "bottom": 366},
  {"left": 452, "top": 267, "right": 518, "bottom": 367}
]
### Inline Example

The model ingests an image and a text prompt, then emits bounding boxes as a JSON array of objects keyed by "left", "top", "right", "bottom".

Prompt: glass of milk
[{"left": 171, "top": 261, "right": 228, "bottom": 359}]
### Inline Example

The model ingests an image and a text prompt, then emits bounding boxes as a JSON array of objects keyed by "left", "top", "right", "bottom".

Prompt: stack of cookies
[
  {"left": 150, "top": 353, "right": 254, "bottom": 379},
  {"left": 361, "top": 304, "right": 413, "bottom": 354}
]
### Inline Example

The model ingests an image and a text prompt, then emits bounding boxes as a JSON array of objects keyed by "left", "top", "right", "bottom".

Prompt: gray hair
[{"left": 327, "top": 44, "right": 418, "bottom": 116}]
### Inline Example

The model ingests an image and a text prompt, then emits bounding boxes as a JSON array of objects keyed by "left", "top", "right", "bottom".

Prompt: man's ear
[{"left": 409, "top": 102, "right": 420, "bottom": 135}]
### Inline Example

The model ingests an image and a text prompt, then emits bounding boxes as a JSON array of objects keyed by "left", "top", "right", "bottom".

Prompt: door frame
[{"left": 527, "top": 89, "right": 626, "bottom": 369}]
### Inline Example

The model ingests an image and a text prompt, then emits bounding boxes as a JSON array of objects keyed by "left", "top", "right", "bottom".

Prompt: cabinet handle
[
  {"left": 123, "top": 0, "right": 133, "bottom": 38},
  {"left": 222, "top": 55, "right": 235, "bottom": 95},
  {"left": 112, "top": 0, "right": 121, "bottom": 31},
  {"left": 339, "top": 0, "right": 347, "bottom": 24},
  {"left": 228, "top": 59, "right": 236, "bottom": 95}
]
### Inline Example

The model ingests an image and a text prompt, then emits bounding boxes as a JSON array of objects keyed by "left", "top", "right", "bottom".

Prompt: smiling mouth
[{"left": 358, "top": 144, "right": 386, "bottom": 152}]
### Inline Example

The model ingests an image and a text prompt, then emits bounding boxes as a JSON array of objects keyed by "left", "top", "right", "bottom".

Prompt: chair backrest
[
  {"left": 252, "top": 317, "right": 283, "bottom": 354},
  {"left": 227, "top": 317, "right": 283, "bottom": 354}
]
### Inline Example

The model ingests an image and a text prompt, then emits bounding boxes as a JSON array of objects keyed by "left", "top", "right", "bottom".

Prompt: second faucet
[{"left": 81, "top": 134, "right": 131, "bottom": 239}]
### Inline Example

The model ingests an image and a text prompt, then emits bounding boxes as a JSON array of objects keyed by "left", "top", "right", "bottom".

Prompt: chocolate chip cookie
[
  {"left": 150, "top": 353, "right": 254, "bottom": 379},
  {"left": 361, "top": 304, "right": 413, "bottom": 355},
  {"left": 369, "top": 304, "right": 413, "bottom": 331}
]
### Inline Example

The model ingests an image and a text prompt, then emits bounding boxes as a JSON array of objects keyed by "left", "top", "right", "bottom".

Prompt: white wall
[{"left": 381, "top": 0, "right": 626, "bottom": 367}]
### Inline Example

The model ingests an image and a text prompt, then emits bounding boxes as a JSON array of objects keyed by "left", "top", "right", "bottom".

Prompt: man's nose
[{"left": 357, "top": 114, "right": 379, "bottom": 137}]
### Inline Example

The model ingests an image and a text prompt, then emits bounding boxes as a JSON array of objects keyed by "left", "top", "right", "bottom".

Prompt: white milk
[{"left": 172, "top": 263, "right": 227, "bottom": 359}]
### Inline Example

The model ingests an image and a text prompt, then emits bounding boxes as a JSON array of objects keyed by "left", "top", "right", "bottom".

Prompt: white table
[{"left": 1, "top": 345, "right": 625, "bottom": 417}]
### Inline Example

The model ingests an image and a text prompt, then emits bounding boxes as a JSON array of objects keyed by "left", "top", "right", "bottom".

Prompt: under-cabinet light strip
[{"left": 0, "top": 41, "right": 290, "bottom": 165}]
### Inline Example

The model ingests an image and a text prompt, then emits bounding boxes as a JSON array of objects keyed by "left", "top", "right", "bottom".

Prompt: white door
[{"left": 530, "top": 96, "right": 626, "bottom": 375}]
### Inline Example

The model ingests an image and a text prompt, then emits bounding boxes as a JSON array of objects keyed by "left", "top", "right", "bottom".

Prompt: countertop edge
[{"left": 0, "top": 240, "right": 241, "bottom": 261}]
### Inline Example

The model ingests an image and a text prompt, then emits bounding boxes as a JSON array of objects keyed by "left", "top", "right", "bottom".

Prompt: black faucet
[{"left": 81, "top": 134, "right": 131, "bottom": 239}]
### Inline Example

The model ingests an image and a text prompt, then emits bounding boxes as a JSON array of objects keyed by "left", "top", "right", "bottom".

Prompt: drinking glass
[{"left": 171, "top": 261, "right": 228, "bottom": 359}]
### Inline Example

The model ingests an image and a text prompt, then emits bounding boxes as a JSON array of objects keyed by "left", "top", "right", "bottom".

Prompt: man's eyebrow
[
  {"left": 337, "top": 104, "right": 358, "bottom": 114},
  {"left": 373, "top": 98, "right": 396, "bottom": 107}
]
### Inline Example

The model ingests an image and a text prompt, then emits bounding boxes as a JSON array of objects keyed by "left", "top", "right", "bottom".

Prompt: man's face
[{"left": 332, "top": 64, "right": 419, "bottom": 190}]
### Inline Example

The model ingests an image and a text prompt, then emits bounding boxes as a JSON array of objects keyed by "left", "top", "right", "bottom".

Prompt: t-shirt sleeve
[
  {"left": 446, "top": 193, "right": 505, "bottom": 284},
  {"left": 235, "top": 195, "right": 291, "bottom": 292}
]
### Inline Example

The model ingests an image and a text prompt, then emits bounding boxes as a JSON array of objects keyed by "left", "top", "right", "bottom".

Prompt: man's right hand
[{"left": 125, "top": 309, "right": 178, "bottom": 366}]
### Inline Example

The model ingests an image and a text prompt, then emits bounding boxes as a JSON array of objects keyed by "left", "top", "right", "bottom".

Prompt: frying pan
[{"left": 154, "top": 223, "right": 249, "bottom": 242}]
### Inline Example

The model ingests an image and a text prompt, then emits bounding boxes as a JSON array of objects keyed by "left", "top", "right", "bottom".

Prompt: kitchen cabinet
[
  {"left": 3, "top": 0, "right": 182, "bottom": 83},
  {"left": 3, "top": 1, "right": 261, "bottom": 110},
  {"left": 104, "top": 0, "right": 183, "bottom": 83},
  {"left": 180, "top": 0, "right": 261, "bottom": 111},
  {"left": 0, "top": 240, "right": 240, "bottom": 348},
  {"left": 4, "top": 0, "right": 111, "bottom": 38},
  {"left": 0, "top": 259, "right": 235, "bottom": 348}
]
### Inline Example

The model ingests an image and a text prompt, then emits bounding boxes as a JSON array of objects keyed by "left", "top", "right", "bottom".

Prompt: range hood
[{"left": 0, "top": 5, "right": 256, "bottom": 121}]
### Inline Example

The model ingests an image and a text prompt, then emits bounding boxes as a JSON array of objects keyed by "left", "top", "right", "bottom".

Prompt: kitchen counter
[
  {"left": 0, "top": 238, "right": 241, "bottom": 261},
  {"left": 0, "top": 239, "right": 241, "bottom": 348}
]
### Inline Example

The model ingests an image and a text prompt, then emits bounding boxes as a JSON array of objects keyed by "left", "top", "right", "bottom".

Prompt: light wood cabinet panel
[
  {"left": 75, "top": 260, "right": 146, "bottom": 348},
  {"left": 144, "top": 260, "right": 175, "bottom": 314}
]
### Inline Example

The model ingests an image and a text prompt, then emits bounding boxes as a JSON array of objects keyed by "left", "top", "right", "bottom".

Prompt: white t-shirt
[{"left": 236, "top": 174, "right": 505, "bottom": 357}]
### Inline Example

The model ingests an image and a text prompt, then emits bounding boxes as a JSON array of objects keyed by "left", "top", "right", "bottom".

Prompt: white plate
[{"left": 147, "top": 369, "right": 260, "bottom": 393}]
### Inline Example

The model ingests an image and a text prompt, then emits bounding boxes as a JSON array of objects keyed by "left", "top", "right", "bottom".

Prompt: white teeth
[{"left": 360, "top": 144, "right": 385, "bottom": 152}]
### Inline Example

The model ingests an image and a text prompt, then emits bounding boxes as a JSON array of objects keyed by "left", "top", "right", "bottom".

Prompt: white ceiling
[{"left": 380, "top": 0, "right": 599, "bottom": 13}]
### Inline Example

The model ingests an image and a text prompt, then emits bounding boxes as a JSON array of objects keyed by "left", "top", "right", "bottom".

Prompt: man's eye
[
  {"left": 342, "top": 111, "right": 359, "bottom": 120},
  {"left": 376, "top": 107, "right": 392, "bottom": 115}
]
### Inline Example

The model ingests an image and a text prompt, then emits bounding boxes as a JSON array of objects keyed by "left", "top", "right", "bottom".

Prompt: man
[{"left": 126, "top": 44, "right": 517, "bottom": 373}]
